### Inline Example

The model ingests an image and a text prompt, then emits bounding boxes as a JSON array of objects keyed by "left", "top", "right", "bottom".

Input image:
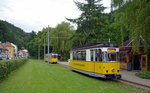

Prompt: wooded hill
[
  {"left": 0, "top": 20, "right": 36, "bottom": 49},
  {"left": 1, "top": 0, "right": 149, "bottom": 59}
]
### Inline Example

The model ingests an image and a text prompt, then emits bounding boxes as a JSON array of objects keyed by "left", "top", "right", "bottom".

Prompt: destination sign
[{"left": 107, "top": 49, "right": 116, "bottom": 51}]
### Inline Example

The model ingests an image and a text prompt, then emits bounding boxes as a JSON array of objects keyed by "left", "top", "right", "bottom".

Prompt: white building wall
[{"left": 11, "top": 43, "right": 18, "bottom": 57}]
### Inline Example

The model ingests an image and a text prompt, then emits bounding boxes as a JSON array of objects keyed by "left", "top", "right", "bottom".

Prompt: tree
[
  {"left": 0, "top": 20, "right": 35, "bottom": 49},
  {"left": 27, "top": 22, "right": 75, "bottom": 59},
  {"left": 111, "top": 0, "right": 150, "bottom": 52},
  {"left": 67, "top": 0, "right": 107, "bottom": 46},
  {"left": 51, "top": 22, "right": 75, "bottom": 59}
]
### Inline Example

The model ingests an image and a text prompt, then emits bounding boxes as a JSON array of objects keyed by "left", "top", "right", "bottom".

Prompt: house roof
[
  {"left": 119, "top": 39, "right": 150, "bottom": 51},
  {"left": 0, "top": 43, "right": 7, "bottom": 50},
  {"left": 18, "top": 50, "right": 28, "bottom": 55},
  {"left": 72, "top": 42, "right": 118, "bottom": 50},
  {"left": 4, "top": 42, "right": 14, "bottom": 47}
]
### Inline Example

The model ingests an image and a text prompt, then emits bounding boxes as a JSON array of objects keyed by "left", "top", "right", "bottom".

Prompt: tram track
[
  {"left": 58, "top": 62, "right": 150, "bottom": 91},
  {"left": 118, "top": 79, "right": 150, "bottom": 91}
]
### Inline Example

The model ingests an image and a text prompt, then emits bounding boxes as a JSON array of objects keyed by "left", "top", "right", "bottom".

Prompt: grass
[
  {"left": 0, "top": 59, "right": 149, "bottom": 93},
  {"left": 136, "top": 71, "right": 150, "bottom": 79}
]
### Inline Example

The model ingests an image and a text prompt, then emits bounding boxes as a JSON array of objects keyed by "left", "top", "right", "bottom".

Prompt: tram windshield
[
  {"left": 103, "top": 52, "right": 119, "bottom": 62},
  {"left": 51, "top": 54, "right": 57, "bottom": 58}
]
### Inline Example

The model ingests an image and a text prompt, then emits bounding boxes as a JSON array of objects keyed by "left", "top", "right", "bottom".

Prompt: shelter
[{"left": 119, "top": 40, "right": 150, "bottom": 71}]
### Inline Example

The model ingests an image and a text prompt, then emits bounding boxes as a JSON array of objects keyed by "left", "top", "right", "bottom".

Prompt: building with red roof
[
  {"left": 4, "top": 42, "right": 14, "bottom": 58},
  {"left": 0, "top": 42, "right": 8, "bottom": 59}
]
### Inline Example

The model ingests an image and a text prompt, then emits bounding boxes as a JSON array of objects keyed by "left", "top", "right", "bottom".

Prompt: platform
[{"left": 120, "top": 70, "right": 150, "bottom": 87}]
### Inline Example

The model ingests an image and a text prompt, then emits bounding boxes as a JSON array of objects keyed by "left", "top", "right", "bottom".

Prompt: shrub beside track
[{"left": 0, "top": 59, "right": 28, "bottom": 81}]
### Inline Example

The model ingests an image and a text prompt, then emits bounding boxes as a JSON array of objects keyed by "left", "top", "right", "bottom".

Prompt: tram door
[{"left": 141, "top": 55, "right": 148, "bottom": 71}]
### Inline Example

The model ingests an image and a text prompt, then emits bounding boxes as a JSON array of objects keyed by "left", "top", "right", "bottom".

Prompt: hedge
[
  {"left": 0, "top": 58, "right": 28, "bottom": 81},
  {"left": 136, "top": 71, "right": 150, "bottom": 79}
]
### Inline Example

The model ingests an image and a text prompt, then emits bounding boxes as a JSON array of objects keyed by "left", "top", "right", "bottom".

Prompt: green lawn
[{"left": 0, "top": 59, "right": 149, "bottom": 93}]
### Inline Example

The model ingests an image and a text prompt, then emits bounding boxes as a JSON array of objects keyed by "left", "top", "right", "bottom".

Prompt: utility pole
[
  {"left": 38, "top": 44, "right": 40, "bottom": 60},
  {"left": 44, "top": 39, "right": 45, "bottom": 62},
  {"left": 48, "top": 25, "right": 50, "bottom": 64}
]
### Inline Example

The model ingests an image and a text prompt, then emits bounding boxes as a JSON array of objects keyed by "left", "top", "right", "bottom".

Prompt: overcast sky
[{"left": 0, "top": 0, "right": 111, "bottom": 33}]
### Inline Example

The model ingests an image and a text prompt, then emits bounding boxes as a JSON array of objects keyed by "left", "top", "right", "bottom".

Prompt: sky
[{"left": 0, "top": 0, "right": 111, "bottom": 33}]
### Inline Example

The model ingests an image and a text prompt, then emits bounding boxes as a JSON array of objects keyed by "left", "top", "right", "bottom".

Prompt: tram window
[
  {"left": 91, "top": 50, "right": 93, "bottom": 61},
  {"left": 82, "top": 51, "right": 86, "bottom": 60},
  {"left": 77, "top": 52, "right": 82, "bottom": 60},
  {"left": 99, "top": 49, "right": 102, "bottom": 61},
  {"left": 73, "top": 52, "right": 75, "bottom": 60},
  {"left": 53, "top": 55, "right": 57, "bottom": 58},
  {"left": 95, "top": 49, "right": 102, "bottom": 62},
  {"left": 73, "top": 52, "right": 77, "bottom": 60},
  {"left": 108, "top": 53, "right": 117, "bottom": 61},
  {"left": 103, "top": 52, "right": 119, "bottom": 62},
  {"left": 73, "top": 51, "right": 86, "bottom": 61},
  {"left": 95, "top": 50, "right": 97, "bottom": 61}
]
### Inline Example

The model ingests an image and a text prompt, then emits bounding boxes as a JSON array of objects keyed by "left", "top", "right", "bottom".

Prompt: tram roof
[{"left": 72, "top": 42, "right": 118, "bottom": 50}]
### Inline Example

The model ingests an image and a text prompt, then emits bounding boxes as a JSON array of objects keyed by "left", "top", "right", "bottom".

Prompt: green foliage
[
  {"left": 136, "top": 71, "right": 150, "bottom": 79},
  {"left": 27, "top": 38, "right": 39, "bottom": 58},
  {"left": 66, "top": 0, "right": 127, "bottom": 47},
  {"left": 0, "top": 59, "right": 28, "bottom": 81},
  {"left": 0, "top": 20, "right": 36, "bottom": 49},
  {"left": 111, "top": 0, "right": 150, "bottom": 52},
  {"left": 27, "top": 22, "right": 75, "bottom": 59},
  {"left": 108, "top": 11, "right": 130, "bottom": 45},
  {"left": 0, "top": 59, "right": 148, "bottom": 93},
  {"left": 50, "top": 22, "right": 75, "bottom": 58},
  {"left": 67, "top": 0, "right": 109, "bottom": 46}
]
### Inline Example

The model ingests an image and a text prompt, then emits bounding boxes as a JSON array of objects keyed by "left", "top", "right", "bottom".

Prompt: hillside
[{"left": 0, "top": 19, "right": 36, "bottom": 49}]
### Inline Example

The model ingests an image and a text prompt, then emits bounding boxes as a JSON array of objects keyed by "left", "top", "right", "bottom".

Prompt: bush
[
  {"left": 136, "top": 71, "right": 150, "bottom": 79},
  {"left": 0, "top": 58, "right": 28, "bottom": 81}
]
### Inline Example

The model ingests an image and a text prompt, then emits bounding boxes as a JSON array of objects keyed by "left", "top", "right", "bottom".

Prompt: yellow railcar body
[
  {"left": 70, "top": 60, "right": 120, "bottom": 75},
  {"left": 94, "top": 62, "right": 120, "bottom": 74},
  {"left": 50, "top": 58, "right": 58, "bottom": 62},
  {"left": 70, "top": 60, "right": 95, "bottom": 72},
  {"left": 45, "top": 58, "right": 58, "bottom": 63}
]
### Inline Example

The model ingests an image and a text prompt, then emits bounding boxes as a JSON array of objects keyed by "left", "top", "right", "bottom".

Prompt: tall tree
[
  {"left": 111, "top": 0, "right": 150, "bottom": 52},
  {"left": 27, "top": 22, "right": 75, "bottom": 59},
  {"left": 50, "top": 22, "right": 74, "bottom": 58},
  {"left": 67, "top": 0, "right": 107, "bottom": 46}
]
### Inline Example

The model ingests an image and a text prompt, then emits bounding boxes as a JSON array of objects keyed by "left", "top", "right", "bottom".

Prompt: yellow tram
[
  {"left": 69, "top": 42, "right": 121, "bottom": 79},
  {"left": 45, "top": 53, "right": 58, "bottom": 64}
]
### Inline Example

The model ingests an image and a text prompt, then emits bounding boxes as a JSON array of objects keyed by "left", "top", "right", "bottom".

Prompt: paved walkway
[
  {"left": 58, "top": 61, "right": 150, "bottom": 87},
  {"left": 58, "top": 61, "right": 69, "bottom": 66},
  {"left": 120, "top": 70, "right": 150, "bottom": 87}
]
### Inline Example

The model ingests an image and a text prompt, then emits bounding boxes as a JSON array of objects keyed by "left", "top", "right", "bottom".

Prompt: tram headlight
[{"left": 112, "top": 68, "right": 115, "bottom": 72}]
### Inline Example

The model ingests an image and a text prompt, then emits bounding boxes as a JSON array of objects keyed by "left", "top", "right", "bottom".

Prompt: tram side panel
[
  {"left": 50, "top": 58, "right": 58, "bottom": 63},
  {"left": 94, "top": 62, "right": 120, "bottom": 74},
  {"left": 45, "top": 57, "right": 58, "bottom": 63},
  {"left": 45, "top": 57, "right": 48, "bottom": 61},
  {"left": 70, "top": 60, "right": 95, "bottom": 72}
]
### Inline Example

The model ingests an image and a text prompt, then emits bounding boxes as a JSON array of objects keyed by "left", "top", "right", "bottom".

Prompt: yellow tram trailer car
[
  {"left": 69, "top": 42, "right": 121, "bottom": 79},
  {"left": 45, "top": 53, "right": 58, "bottom": 64}
]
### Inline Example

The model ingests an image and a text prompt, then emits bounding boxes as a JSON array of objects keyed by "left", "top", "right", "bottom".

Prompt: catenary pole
[
  {"left": 44, "top": 39, "right": 45, "bottom": 62},
  {"left": 48, "top": 25, "right": 50, "bottom": 64}
]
